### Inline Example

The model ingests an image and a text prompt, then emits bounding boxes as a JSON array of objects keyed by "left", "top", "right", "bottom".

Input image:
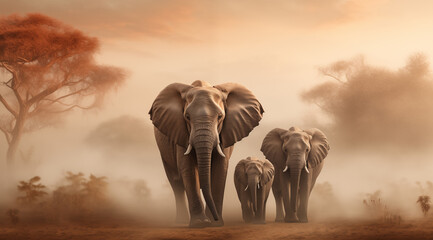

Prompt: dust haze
[
  {"left": 2, "top": 55, "right": 433, "bottom": 226},
  {"left": 1, "top": 1, "right": 433, "bottom": 239}
]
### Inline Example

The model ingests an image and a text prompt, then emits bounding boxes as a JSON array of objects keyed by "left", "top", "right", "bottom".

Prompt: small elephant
[
  {"left": 261, "top": 127, "right": 329, "bottom": 223},
  {"left": 149, "top": 80, "right": 263, "bottom": 227},
  {"left": 234, "top": 157, "right": 274, "bottom": 224}
]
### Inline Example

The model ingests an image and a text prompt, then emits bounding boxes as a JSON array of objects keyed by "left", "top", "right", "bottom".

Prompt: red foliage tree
[{"left": 0, "top": 14, "right": 125, "bottom": 164}]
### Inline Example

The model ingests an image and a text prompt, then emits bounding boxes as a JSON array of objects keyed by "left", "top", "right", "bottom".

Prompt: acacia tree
[
  {"left": 16, "top": 176, "right": 47, "bottom": 206},
  {"left": 0, "top": 14, "right": 125, "bottom": 164},
  {"left": 302, "top": 54, "right": 433, "bottom": 149}
]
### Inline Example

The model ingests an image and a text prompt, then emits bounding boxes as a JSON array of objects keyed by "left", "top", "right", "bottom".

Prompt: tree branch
[
  {"left": 0, "top": 94, "right": 18, "bottom": 117},
  {"left": 0, "top": 62, "right": 25, "bottom": 106},
  {"left": 28, "top": 68, "right": 74, "bottom": 105},
  {"left": 4, "top": 78, "right": 13, "bottom": 88},
  {"left": 45, "top": 87, "right": 90, "bottom": 104},
  {"left": 322, "top": 72, "right": 346, "bottom": 84},
  {"left": 48, "top": 103, "right": 94, "bottom": 114},
  {"left": 17, "top": 57, "right": 30, "bottom": 63},
  {"left": 28, "top": 84, "right": 61, "bottom": 106},
  {"left": 65, "top": 78, "right": 87, "bottom": 86}
]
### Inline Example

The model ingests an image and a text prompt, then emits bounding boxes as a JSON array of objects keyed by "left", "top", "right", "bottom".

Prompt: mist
[{"left": 1, "top": 2, "right": 433, "bottom": 235}]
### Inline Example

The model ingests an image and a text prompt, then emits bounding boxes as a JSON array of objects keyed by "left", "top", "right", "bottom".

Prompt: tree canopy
[
  {"left": 0, "top": 13, "right": 126, "bottom": 164},
  {"left": 303, "top": 54, "right": 433, "bottom": 150}
]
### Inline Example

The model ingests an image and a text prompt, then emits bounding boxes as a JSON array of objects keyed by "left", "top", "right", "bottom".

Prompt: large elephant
[
  {"left": 149, "top": 80, "right": 263, "bottom": 227},
  {"left": 260, "top": 127, "right": 329, "bottom": 223},
  {"left": 234, "top": 157, "right": 274, "bottom": 224}
]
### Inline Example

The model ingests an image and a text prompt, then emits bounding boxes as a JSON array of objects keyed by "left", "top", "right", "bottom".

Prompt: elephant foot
[
  {"left": 298, "top": 217, "right": 308, "bottom": 223},
  {"left": 189, "top": 216, "right": 211, "bottom": 228},
  {"left": 209, "top": 219, "right": 224, "bottom": 227},
  {"left": 275, "top": 217, "right": 284, "bottom": 222}
]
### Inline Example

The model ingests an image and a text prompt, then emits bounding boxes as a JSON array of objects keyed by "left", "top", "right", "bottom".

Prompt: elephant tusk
[
  {"left": 244, "top": 185, "right": 249, "bottom": 191},
  {"left": 283, "top": 166, "right": 288, "bottom": 172},
  {"left": 304, "top": 165, "right": 310, "bottom": 174},
  {"left": 184, "top": 144, "right": 192, "bottom": 155},
  {"left": 217, "top": 144, "right": 226, "bottom": 158},
  {"left": 257, "top": 183, "right": 260, "bottom": 189}
]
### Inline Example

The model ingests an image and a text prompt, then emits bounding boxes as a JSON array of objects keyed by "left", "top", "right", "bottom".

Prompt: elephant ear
[
  {"left": 260, "top": 159, "right": 275, "bottom": 186},
  {"left": 149, "top": 83, "right": 192, "bottom": 148},
  {"left": 234, "top": 158, "right": 249, "bottom": 187},
  {"left": 304, "top": 128, "right": 330, "bottom": 168},
  {"left": 260, "top": 128, "right": 286, "bottom": 170},
  {"left": 214, "top": 83, "right": 264, "bottom": 148}
]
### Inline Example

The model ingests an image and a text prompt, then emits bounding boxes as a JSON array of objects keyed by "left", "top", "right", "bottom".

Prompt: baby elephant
[{"left": 234, "top": 157, "right": 275, "bottom": 224}]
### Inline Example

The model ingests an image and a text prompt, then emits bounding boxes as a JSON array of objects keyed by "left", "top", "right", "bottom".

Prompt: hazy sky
[
  {"left": 2, "top": 0, "right": 433, "bottom": 220},
  {"left": 2, "top": 0, "right": 433, "bottom": 127}
]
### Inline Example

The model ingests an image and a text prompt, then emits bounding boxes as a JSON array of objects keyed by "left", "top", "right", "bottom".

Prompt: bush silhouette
[
  {"left": 16, "top": 176, "right": 47, "bottom": 206},
  {"left": 417, "top": 195, "right": 431, "bottom": 217}
]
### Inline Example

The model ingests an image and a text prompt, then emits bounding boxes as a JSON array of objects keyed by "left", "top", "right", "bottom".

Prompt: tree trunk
[{"left": 6, "top": 109, "right": 27, "bottom": 166}]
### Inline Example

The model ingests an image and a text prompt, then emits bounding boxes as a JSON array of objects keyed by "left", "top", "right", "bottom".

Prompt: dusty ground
[{"left": 1, "top": 219, "right": 433, "bottom": 240}]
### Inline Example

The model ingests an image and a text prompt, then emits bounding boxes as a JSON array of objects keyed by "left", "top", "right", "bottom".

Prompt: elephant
[
  {"left": 260, "top": 127, "right": 329, "bottom": 223},
  {"left": 234, "top": 157, "right": 274, "bottom": 224},
  {"left": 149, "top": 80, "right": 264, "bottom": 227}
]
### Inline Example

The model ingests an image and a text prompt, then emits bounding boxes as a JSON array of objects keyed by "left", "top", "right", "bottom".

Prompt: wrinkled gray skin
[
  {"left": 234, "top": 157, "right": 274, "bottom": 224},
  {"left": 261, "top": 127, "right": 330, "bottom": 223},
  {"left": 150, "top": 80, "right": 263, "bottom": 228}
]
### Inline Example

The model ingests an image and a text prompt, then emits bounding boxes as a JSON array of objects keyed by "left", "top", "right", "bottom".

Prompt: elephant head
[
  {"left": 260, "top": 127, "right": 329, "bottom": 217},
  {"left": 149, "top": 80, "right": 264, "bottom": 221},
  {"left": 235, "top": 157, "right": 274, "bottom": 212}
]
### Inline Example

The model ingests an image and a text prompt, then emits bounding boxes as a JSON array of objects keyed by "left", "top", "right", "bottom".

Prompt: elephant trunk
[
  {"left": 194, "top": 129, "right": 219, "bottom": 221},
  {"left": 289, "top": 166, "right": 302, "bottom": 219},
  {"left": 248, "top": 175, "right": 259, "bottom": 213}
]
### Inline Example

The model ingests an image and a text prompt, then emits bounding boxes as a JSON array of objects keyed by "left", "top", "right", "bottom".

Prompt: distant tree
[
  {"left": 302, "top": 54, "right": 433, "bottom": 149},
  {"left": 52, "top": 172, "right": 86, "bottom": 209},
  {"left": 0, "top": 13, "right": 126, "bottom": 165},
  {"left": 82, "top": 174, "right": 108, "bottom": 203},
  {"left": 16, "top": 176, "right": 47, "bottom": 206},
  {"left": 417, "top": 195, "right": 431, "bottom": 216},
  {"left": 64, "top": 171, "right": 86, "bottom": 191},
  {"left": 52, "top": 172, "right": 108, "bottom": 212}
]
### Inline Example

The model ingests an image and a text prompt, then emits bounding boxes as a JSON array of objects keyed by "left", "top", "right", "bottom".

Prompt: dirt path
[{"left": 1, "top": 220, "right": 433, "bottom": 240}]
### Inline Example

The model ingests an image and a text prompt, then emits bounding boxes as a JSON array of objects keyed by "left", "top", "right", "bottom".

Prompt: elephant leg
[
  {"left": 298, "top": 172, "right": 312, "bottom": 223},
  {"left": 282, "top": 173, "right": 298, "bottom": 222},
  {"left": 205, "top": 147, "right": 233, "bottom": 226},
  {"left": 260, "top": 181, "right": 272, "bottom": 224},
  {"left": 262, "top": 196, "right": 269, "bottom": 223},
  {"left": 155, "top": 129, "right": 188, "bottom": 224},
  {"left": 273, "top": 173, "right": 284, "bottom": 222},
  {"left": 254, "top": 189, "right": 266, "bottom": 224},
  {"left": 176, "top": 147, "right": 210, "bottom": 228},
  {"left": 162, "top": 160, "right": 188, "bottom": 224}
]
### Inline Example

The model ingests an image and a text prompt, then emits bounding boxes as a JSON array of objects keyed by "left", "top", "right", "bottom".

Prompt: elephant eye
[
  {"left": 218, "top": 114, "right": 223, "bottom": 120},
  {"left": 185, "top": 114, "right": 190, "bottom": 121}
]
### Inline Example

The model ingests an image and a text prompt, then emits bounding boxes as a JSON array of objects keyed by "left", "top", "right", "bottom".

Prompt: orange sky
[{"left": 2, "top": 0, "right": 433, "bottom": 126}]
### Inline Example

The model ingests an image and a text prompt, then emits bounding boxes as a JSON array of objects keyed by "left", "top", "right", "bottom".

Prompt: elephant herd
[{"left": 149, "top": 80, "right": 330, "bottom": 228}]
